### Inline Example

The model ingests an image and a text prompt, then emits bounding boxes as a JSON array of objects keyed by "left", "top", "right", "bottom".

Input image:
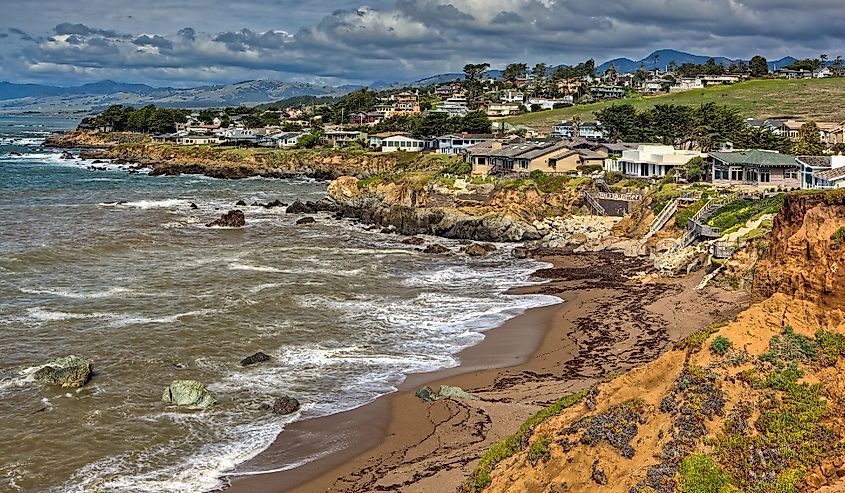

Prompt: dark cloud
[{"left": 2, "top": 0, "right": 845, "bottom": 87}]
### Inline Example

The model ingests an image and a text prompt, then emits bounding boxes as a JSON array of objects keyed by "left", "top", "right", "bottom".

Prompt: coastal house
[
  {"left": 547, "top": 149, "right": 607, "bottom": 173},
  {"left": 369, "top": 132, "right": 403, "bottom": 149},
  {"left": 797, "top": 155, "right": 845, "bottom": 189},
  {"left": 176, "top": 135, "right": 222, "bottom": 145},
  {"left": 527, "top": 96, "right": 573, "bottom": 110},
  {"left": 385, "top": 92, "right": 421, "bottom": 117},
  {"left": 380, "top": 134, "right": 426, "bottom": 153},
  {"left": 500, "top": 90, "right": 525, "bottom": 104},
  {"left": 323, "top": 130, "right": 367, "bottom": 148},
  {"left": 465, "top": 141, "right": 585, "bottom": 176},
  {"left": 262, "top": 132, "right": 305, "bottom": 148},
  {"left": 604, "top": 145, "right": 702, "bottom": 178},
  {"left": 707, "top": 150, "right": 800, "bottom": 189},
  {"left": 552, "top": 121, "right": 605, "bottom": 140},
  {"left": 152, "top": 133, "right": 180, "bottom": 143},
  {"left": 436, "top": 134, "right": 496, "bottom": 155},
  {"left": 348, "top": 112, "right": 384, "bottom": 126},
  {"left": 816, "top": 122, "right": 843, "bottom": 144},
  {"left": 775, "top": 68, "right": 813, "bottom": 79},
  {"left": 221, "top": 128, "right": 258, "bottom": 145}
]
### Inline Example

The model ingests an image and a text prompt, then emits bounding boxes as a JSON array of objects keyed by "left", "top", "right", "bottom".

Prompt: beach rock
[
  {"left": 60, "top": 151, "right": 74, "bottom": 160},
  {"left": 463, "top": 243, "right": 489, "bottom": 257},
  {"left": 32, "top": 355, "right": 93, "bottom": 388},
  {"left": 161, "top": 380, "right": 216, "bottom": 409},
  {"left": 206, "top": 210, "right": 245, "bottom": 228},
  {"left": 415, "top": 385, "right": 478, "bottom": 402},
  {"left": 272, "top": 396, "right": 301, "bottom": 415},
  {"left": 8, "top": 151, "right": 22, "bottom": 157},
  {"left": 286, "top": 200, "right": 314, "bottom": 214},
  {"left": 380, "top": 226, "right": 395, "bottom": 234},
  {"left": 264, "top": 199, "right": 285, "bottom": 209},
  {"left": 423, "top": 244, "right": 450, "bottom": 254},
  {"left": 235, "top": 200, "right": 247, "bottom": 206},
  {"left": 480, "top": 243, "right": 498, "bottom": 252},
  {"left": 402, "top": 237, "right": 425, "bottom": 246},
  {"left": 512, "top": 247, "right": 529, "bottom": 259},
  {"left": 296, "top": 217, "right": 316, "bottom": 225},
  {"left": 189, "top": 202, "right": 198, "bottom": 210},
  {"left": 91, "top": 159, "right": 105, "bottom": 164},
  {"left": 240, "top": 352, "right": 271, "bottom": 367}
]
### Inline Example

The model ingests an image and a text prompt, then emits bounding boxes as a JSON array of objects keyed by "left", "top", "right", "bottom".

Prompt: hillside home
[
  {"left": 555, "top": 79, "right": 584, "bottom": 95},
  {"left": 547, "top": 149, "right": 606, "bottom": 173},
  {"left": 500, "top": 90, "right": 525, "bottom": 104},
  {"left": 775, "top": 69, "right": 813, "bottom": 79},
  {"left": 388, "top": 92, "right": 421, "bottom": 116},
  {"left": 486, "top": 103, "right": 522, "bottom": 117},
  {"left": 590, "top": 86, "right": 625, "bottom": 99},
  {"left": 436, "top": 134, "right": 496, "bottom": 155},
  {"left": 797, "top": 156, "right": 845, "bottom": 189},
  {"left": 432, "top": 94, "right": 470, "bottom": 118},
  {"left": 816, "top": 122, "right": 843, "bottom": 144},
  {"left": 348, "top": 112, "right": 384, "bottom": 125},
  {"left": 707, "top": 150, "right": 800, "bottom": 189},
  {"left": 380, "top": 134, "right": 426, "bottom": 152},
  {"left": 527, "top": 96, "right": 573, "bottom": 110},
  {"left": 264, "top": 132, "right": 305, "bottom": 148},
  {"left": 605, "top": 145, "right": 702, "bottom": 178},
  {"left": 552, "top": 121, "right": 605, "bottom": 140}
]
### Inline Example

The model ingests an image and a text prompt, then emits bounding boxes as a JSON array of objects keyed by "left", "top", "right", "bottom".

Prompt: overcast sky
[{"left": 2, "top": 0, "right": 844, "bottom": 87}]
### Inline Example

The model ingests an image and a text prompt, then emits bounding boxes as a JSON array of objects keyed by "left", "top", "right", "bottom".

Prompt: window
[
  {"left": 784, "top": 169, "right": 798, "bottom": 180},
  {"left": 714, "top": 168, "right": 729, "bottom": 180},
  {"left": 519, "top": 160, "right": 529, "bottom": 169},
  {"left": 731, "top": 168, "right": 743, "bottom": 181},
  {"left": 760, "top": 170, "right": 770, "bottom": 183},
  {"left": 477, "top": 157, "right": 487, "bottom": 165}
]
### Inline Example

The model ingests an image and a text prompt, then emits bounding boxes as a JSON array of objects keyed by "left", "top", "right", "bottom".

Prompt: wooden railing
[
  {"left": 582, "top": 191, "right": 607, "bottom": 216},
  {"left": 644, "top": 198, "right": 678, "bottom": 240}
]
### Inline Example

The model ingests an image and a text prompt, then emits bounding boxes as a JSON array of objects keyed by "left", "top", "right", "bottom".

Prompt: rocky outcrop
[
  {"left": 206, "top": 210, "right": 245, "bottom": 228},
  {"left": 327, "top": 176, "right": 546, "bottom": 242},
  {"left": 240, "top": 352, "right": 271, "bottom": 367},
  {"left": 753, "top": 191, "right": 845, "bottom": 305},
  {"left": 161, "top": 380, "right": 216, "bottom": 409},
  {"left": 44, "top": 131, "right": 149, "bottom": 149},
  {"left": 423, "top": 244, "right": 450, "bottom": 254},
  {"left": 33, "top": 355, "right": 93, "bottom": 388},
  {"left": 415, "top": 385, "right": 478, "bottom": 402},
  {"left": 272, "top": 396, "right": 301, "bottom": 415},
  {"left": 296, "top": 217, "right": 316, "bottom": 225}
]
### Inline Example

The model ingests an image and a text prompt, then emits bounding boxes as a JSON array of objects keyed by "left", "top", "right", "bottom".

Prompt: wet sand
[{"left": 224, "top": 250, "right": 748, "bottom": 492}]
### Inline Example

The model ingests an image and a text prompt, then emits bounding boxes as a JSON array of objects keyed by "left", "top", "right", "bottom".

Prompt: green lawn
[{"left": 502, "top": 78, "right": 845, "bottom": 132}]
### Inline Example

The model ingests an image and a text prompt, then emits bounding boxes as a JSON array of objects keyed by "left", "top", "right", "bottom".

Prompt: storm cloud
[{"left": 2, "top": 0, "right": 844, "bottom": 86}]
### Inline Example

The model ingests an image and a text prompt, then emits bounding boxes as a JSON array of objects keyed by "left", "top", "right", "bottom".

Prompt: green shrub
[
  {"left": 465, "top": 390, "right": 587, "bottom": 492},
  {"left": 710, "top": 336, "right": 733, "bottom": 356},
  {"left": 707, "top": 195, "right": 785, "bottom": 232},
  {"left": 677, "top": 453, "right": 733, "bottom": 493},
  {"left": 815, "top": 329, "right": 845, "bottom": 366},
  {"left": 759, "top": 326, "right": 818, "bottom": 364},
  {"left": 831, "top": 227, "right": 845, "bottom": 248},
  {"left": 527, "top": 434, "right": 550, "bottom": 465}
]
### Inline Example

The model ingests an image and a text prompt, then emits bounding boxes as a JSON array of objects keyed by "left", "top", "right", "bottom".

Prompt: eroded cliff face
[
  {"left": 473, "top": 190, "right": 845, "bottom": 493},
  {"left": 327, "top": 176, "right": 549, "bottom": 241},
  {"left": 753, "top": 191, "right": 845, "bottom": 306}
]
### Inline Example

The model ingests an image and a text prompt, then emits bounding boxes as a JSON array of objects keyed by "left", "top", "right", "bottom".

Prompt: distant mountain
[
  {"left": 596, "top": 49, "right": 798, "bottom": 74},
  {"left": 0, "top": 80, "right": 355, "bottom": 113}
]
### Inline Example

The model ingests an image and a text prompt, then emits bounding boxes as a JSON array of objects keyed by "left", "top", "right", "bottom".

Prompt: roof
[
  {"left": 815, "top": 167, "right": 845, "bottom": 181},
  {"left": 372, "top": 132, "right": 409, "bottom": 138},
  {"left": 515, "top": 142, "right": 571, "bottom": 160},
  {"left": 709, "top": 150, "right": 798, "bottom": 167},
  {"left": 796, "top": 156, "right": 831, "bottom": 167},
  {"left": 438, "top": 133, "right": 496, "bottom": 140}
]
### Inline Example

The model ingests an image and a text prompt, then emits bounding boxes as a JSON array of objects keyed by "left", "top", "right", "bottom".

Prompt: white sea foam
[
  {"left": 98, "top": 199, "right": 191, "bottom": 210},
  {"left": 25, "top": 307, "right": 113, "bottom": 322},
  {"left": 19, "top": 286, "right": 137, "bottom": 300}
]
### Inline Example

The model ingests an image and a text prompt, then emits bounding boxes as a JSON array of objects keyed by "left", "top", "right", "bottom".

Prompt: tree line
[{"left": 90, "top": 105, "right": 189, "bottom": 134}]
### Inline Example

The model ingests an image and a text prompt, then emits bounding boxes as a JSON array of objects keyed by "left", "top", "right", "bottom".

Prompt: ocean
[{"left": 0, "top": 115, "right": 560, "bottom": 492}]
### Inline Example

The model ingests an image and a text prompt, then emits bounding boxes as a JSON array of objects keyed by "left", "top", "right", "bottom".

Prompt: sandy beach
[{"left": 225, "top": 249, "right": 748, "bottom": 493}]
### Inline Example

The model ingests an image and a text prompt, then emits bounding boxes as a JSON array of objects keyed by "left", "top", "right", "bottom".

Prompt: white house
[
  {"left": 527, "top": 96, "right": 573, "bottom": 110},
  {"left": 797, "top": 155, "right": 845, "bottom": 189},
  {"left": 177, "top": 135, "right": 222, "bottom": 145},
  {"left": 501, "top": 90, "right": 525, "bottom": 104},
  {"left": 380, "top": 134, "right": 426, "bottom": 152},
  {"left": 605, "top": 144, "right": 703, "bottom": 178},
  {"left": 432, "top": 95, "right": 470, "bottom": 118},
  {"left": 553, "top": 121, "right": 605, "bottom": 140},
  {"left": 486, "top": 103, "right": 522, "bottom": 117},
  {"left": 437, "top": 134, "right": 496, "bottom": 155}
]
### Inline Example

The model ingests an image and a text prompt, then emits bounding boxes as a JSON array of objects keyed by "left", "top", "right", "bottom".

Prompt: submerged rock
[
  {"left": 235, "top": 200, "right": 247, "bottom": 206},
  {"left": 60, "top": 151, "right": 75, "bottom": 160},
  {"left": 512, "top": 247, "right": 529, "bottom": 259},
  {"left": 415, "top": 385, "right": 478, "bottom": 402},
  {"left": 189, "top": 202, "right": 198, "bottom": 210},
  {"left": 296, "top": 217, "right": 316, "bottom": 225},
  {"left": 286, "top": 200, "right": 314, "bottom": 214},
  {"left": 161, "top": 380, "right": 216, "bottom": 409},
  {"left": 423, "top": 244, "right": 450, "bottom": 254},
  {"left": 264, "top": 199, "right": 285, "bottom": 209},
  {"left": 240, "top": 352, "right": 271, "bottom": 367},
  {"left": 206, "top": 210, "right": 245, "bottom": 228},
  {"left": 33, "top": 355, "right": 93, "bottom": 388},
  {"left": 272, "top": 396, "right": 301, "bottom": 415},
  {"left": 402, "top": 237, "right": 425, "bottom": 246}
]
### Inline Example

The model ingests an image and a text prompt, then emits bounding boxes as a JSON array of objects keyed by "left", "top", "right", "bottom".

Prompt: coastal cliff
[
  {"left": 471, "top": 189, "right": 845, "bottom": 493},
  {"left": 327, "top": 175, "right": 593, "bottom": 242}
]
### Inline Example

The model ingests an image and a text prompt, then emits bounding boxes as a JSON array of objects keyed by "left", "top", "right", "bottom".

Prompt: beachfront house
[
  {"left": 466, "top": 141, "right": 593, "bottom": 176},
  {"left": 436, "top": 134, "right": 496, "bottom": 155},
  {"left": 176, "top": 135, "right": 222, "bottom": 145},
  {"left": 380, "top": 134, "right": 426, "bottom": 153},
  {"left": 323, "top": 130, "right": 366, "bottom": 148},
  {"left": 707, "top": 150, "right": 800, "bottom": 189},
  {"left": 604, "top": 145, "right": 702, "bottom": 178},
  {"left": 590, "top": 86, "right": 626, "bottom": 99},
  {"left": 797, "top": 155, "right": 845, "bottom": 189}
]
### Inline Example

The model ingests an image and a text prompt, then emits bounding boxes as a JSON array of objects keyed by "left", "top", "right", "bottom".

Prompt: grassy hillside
[{"left": 502, "top": 78, "right": 845, "bottom": 132}]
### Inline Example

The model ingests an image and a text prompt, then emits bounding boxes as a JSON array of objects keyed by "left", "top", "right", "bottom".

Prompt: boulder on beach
[
  {"left": 286, "top": 200, "right": 314, "bottom": 214},
  {"left": 32, "top": 355, "right": 93, "bottom": 388},
  {"left": 60, "top": 151, "right": 75, "bottom": 160},
  {"left": 189, "top": 203, "right": 198, "bottom": 210},
  {"left": 264, "top": 199, "right": 285, "bottom": 209},
  {"left": 235, "top": 200, "right": 247, "bottom": 206},
  {"left": 423, "top": 244, "right": 450, "bottom": 254},
  {"left": 161, "top": 380, "right": 216, "bottom": 409},
  {"left": 240, "top": 352, "right": 271, "bottom": 367},
  {"left": 296, "top": 217, "right": 316, "bottom": 225},
  {"left": 415, "top": 385, "right": 478, "bottom": 403},
  {"left": 462, "top": 243, "right": 489, "bottom": 257},
  {"left": 402, "top": 237, "right": 425, "bottom": 246},
  {"left": 206, "top": 210, "right": 245, "bottom": 228},
  {"left": 512, "top": 247, "right": 529, "bottom": 259},
  {"left": 272, "top": 396, "right": 301, "bottom": 415}
]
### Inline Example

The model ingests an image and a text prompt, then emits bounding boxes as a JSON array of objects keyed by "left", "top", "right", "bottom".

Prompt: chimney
[{"left": 491, "top": 141, "right": 503, "bottom": 150}]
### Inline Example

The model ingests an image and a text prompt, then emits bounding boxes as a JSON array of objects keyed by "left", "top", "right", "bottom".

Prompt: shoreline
[{"left": 224, "top": 251, "right": 750, "bottom": 492}]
